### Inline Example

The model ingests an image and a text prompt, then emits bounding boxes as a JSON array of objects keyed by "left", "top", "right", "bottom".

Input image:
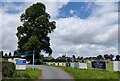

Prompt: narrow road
[{"left": 27, "top": 65, "right": 74, "bottom": 81}]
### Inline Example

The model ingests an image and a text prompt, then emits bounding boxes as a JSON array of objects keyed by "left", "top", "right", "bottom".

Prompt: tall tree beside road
[{"left": 16, "top": 3, "right": 56, "bottom": 60}]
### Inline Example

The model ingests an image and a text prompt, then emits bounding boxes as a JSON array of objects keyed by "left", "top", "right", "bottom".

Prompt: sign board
[
  {"left": 71, "top": 62, "right": 76, "bottom": 69},
  {"left": 16, "top": 59, "right": 26, "bottom": 70},
  {"left": 16, "top": 65, "right": 26, "bottom": 70},
  {"left": 48, "top": 62, "right": 52, "bottom": 65},
  {"left": 114, "top": 61, "right": 120, "bottom": 71},
  {"left": 55, "top": 63, "right": 58, "bottom": 66},
  {"left": 62, "top": 63, "right": 66, "bottom": 66},
  {"left": 50, "top": 62, "right": 54, "bottom": 65},
  {"left": 48, "top": 62, "right": 53, "bottom": 65},
  {"left": 79, "top": 63, "right": 87, "bottom": 69},
  {"left": 92, "top": 61, "right": 106, "bottom": 69},
  {"left": 59, "top": 63, "right": 63, "bottom": 66},
  {"left": 16, "top": 60, "right": 26, "bottom": 65},
  {"left": 87, "top": 61, "right": 91, "bottom": 64}
]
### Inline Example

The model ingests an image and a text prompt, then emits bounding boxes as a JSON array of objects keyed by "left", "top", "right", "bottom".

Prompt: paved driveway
[{"left": 27, "top": 65, "right": 74, "bottom": 81}]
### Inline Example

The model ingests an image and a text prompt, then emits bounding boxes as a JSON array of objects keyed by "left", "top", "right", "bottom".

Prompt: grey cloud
[
  {"left": 0, "top": 2, "right": 118, "bottom": 57},
  {"left": 1, "top": 13, "right": 20, "bottom": 52},
  {"left": 49, "top": 2, "right": 118, "bottom": 57}
]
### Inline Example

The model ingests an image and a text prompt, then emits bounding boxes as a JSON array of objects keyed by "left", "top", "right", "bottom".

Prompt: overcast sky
[{"left": 0, "top": 0, "right": 119, "bottom": 57}]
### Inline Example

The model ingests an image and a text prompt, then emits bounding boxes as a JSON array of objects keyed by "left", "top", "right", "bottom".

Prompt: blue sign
[
  {"left": 92, "top": 61, "right": 106, "bottom": 69},
  {"left": 16, "top": 60, "right": 26, "bottom": 65},
  {"left": 71, "top": 62, "right": 77, "bottom": 69}
]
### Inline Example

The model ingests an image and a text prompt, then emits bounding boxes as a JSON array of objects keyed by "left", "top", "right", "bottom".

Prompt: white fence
[{"left": 113, "top": 61, "right": 120, "bottom": 71}]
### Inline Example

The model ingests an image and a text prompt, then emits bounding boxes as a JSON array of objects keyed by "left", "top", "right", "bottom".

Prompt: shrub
[
  {"left": 2, "top": 60, "right": 16, "bottom": 77},
  {"left": 14, "top": 72, "right": 30, "bottom": 79}
]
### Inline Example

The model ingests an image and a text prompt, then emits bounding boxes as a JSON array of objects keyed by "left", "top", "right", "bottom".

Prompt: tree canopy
[
  {"left": 16, "top": 3, "right": 56, "bottom": 59},
  {"left": 116, "top": 55, "right": 120, "bottom": 61}
]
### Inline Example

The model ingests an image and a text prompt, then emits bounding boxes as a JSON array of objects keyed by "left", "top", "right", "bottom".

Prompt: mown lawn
[
  {"left": 54, "top": 62, "right": 119, "bottom": 81},
  {"left": 2, "top": 68, "right": 42, "bottom": 81},
  {"left": 59, "top": 66, "right": 119, "bottom": 81},
  {"left": 16, "top": 68, "right": 42, "bottom": 79}
]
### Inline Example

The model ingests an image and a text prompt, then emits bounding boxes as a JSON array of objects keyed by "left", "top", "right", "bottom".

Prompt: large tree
[{"left": 16, "top": 3, "right": 56, "bottom": 60}]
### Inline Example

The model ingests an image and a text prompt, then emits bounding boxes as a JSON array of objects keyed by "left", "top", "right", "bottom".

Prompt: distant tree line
[
  {"left": 43, "top": 54, "right": 120, "bottom": 62},
  {"left": 77, "top": 54, "right": 120, "bottom": 61},
  {"left": 1, "top": 51, "right": 120, "bottom": 63}
]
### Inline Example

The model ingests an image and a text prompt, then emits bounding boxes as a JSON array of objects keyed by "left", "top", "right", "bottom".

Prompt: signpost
[
  {"left": 62, "top": 63, "right": 66, "bottom": 66},
  {"left": 79, "top": 63, "right": 87, "bottom": 69},
  {"left": 16, "top": 59, "right": 26, "bottom": 65},
  {"left": 16, "top": 59, "right": 26, "bottom": 70},
  {"left": 92, "top": 61, "right": 106, "bottom": 69},
  {"left": 48, "top": 62, "right": 51, "bottom": 65},
  {"left": 71, "top": 55, "right": 76, "bottom": 69},
  {"left": 71, "top": 62, "right": 76, "bottom": 68},
  {"left": 55, "top": 63, "right": 58, "bottom": 66},
  {"left": 15, "top": 50, "right": 35, "bottom": 70},
  {"left": 59, "top": 63, "right": 63, "bottom": 66},
  {"left": 113, "top": 61, "right": 120, "bottom": 71}
]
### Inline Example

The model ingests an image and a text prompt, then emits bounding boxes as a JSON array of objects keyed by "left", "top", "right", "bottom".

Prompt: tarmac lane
[{"left": 27, "top": 65, "right": 74, "bottom": 81}]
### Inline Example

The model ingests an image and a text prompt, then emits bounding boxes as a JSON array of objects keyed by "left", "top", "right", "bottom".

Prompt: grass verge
[
  {"left": 59, "top": 66, "right": 119, "bottom": 81},
  {"left": 2, "top": 68, "right": 42, "bottom": 81}
]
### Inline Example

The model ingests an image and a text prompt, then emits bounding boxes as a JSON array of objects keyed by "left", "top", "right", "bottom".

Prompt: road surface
[{"left": 27, "top": 65, "right": 74, "bottom": 81}]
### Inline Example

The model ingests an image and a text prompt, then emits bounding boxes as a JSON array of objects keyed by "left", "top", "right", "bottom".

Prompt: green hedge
[{"left": 2, "top": 60, "right": 16, "bottom": 77}]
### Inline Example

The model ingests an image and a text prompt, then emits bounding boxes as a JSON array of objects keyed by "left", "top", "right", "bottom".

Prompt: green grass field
[
  {"left": 52, "top": 62, "right": 120, "bottom": 81},
  {"left": 2, "top": 68, "right": 42, "bottom": 81},
  {"left": 16, "top": 68, "right": 42, "bottom": 79},
  {"left": 60, "top": 66, "right": 118, "bottom": 79}
]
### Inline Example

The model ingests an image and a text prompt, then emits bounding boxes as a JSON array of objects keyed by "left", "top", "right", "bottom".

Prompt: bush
[
  {"left": 13, "top": 72, "right": 30, "bottom": 79},
  {"left": 2, "top": 60, "right": 16, "bottom": 77}
]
